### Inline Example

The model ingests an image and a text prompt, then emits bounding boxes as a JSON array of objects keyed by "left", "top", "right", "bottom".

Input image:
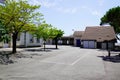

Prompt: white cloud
[
  {"left": 91, "top": 11, "right": 101, "bottom": 16},
  {"left": 40, "top": 0, "right": 56, "bottom": 8},
  {"left": 29, "top": 0, "right": 80, "bottom": 14},
  {"left": 29, "top": 0, "right": 40, "bottom": 5},
  {"left": 81, "top": 5, "right": 88, "bottom": 9},
  {"left": 98, "top": 0, "right": 105, "bottom": 6},
  {"left": 56, "top": 7, "right": 78, "bottom": 14},
  {"left": 29, "top": 0, "right": 56, "bottom": 8},
  {"left": 81, "top": 6, "right": 101, "bottom": 16},
  {"left": 54, "top": 0, "right": 63, "bottom": 2}
]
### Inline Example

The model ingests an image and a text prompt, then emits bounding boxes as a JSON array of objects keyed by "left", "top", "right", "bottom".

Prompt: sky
[{"left": 29, "top": 0, "right": 120, "bottom": 36}]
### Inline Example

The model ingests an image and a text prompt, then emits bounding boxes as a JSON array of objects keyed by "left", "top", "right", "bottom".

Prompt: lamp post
[{"left": 24, "top": 31, "right": 27, "bottom": 47}]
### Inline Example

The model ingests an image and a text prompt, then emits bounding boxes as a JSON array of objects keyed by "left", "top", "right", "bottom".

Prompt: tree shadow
[
  {"left": 97, "top": 49, "right": 107, "bottom": 51},
  {"left": 98, "top": 55, "right": 120, "bottom": 63},
  {"left": 42, "top": 48, "right": 58, "bottom": 50},
  {"left": 25, "top": 47, "right": 58, "bottom": 52},
  {"left": 0, "top": 51, "right": 15, "bottom": 65}
]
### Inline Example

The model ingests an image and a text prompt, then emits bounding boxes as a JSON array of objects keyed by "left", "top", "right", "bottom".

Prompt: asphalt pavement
[{"left": 0, "top": 45, "right": 120, "bottom": 80}]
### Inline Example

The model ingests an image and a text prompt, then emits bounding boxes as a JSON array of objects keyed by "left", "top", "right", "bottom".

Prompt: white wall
[
  {"left": 46, "top": 39, "right": 53, "bottom": 45},
  {"left": 19, "top": 32, "right": 43, "bottom": 47},
  {"left": 0, "top": 42, "right": 3, "bottom": 47}
]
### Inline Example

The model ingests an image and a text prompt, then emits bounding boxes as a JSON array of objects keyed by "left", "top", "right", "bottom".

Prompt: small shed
[
  {"left": 73, "top": 31, "right": 84, "bottom": 47},
  {"left": 81, "top": 26, "right": 116, "bottom": 49}
]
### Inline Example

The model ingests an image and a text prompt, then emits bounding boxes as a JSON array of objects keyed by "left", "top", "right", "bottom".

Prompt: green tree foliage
[
  {"left": 52, "top": 29, "right": 64, "bottom": 49},
  {"left": 43, "top": 26, "right": 64, "bottom": 49},
  {"left": 37, "top": 24, "right": 50, "bottom": 51},
  {"left": 100, "top": 6, "right": 120, "bottom": 33},
  {"left": 33, "top": 23, "right": 52, "bottom": 51},
  {"left": 33, "top": 23, "right": 64, "bottom": 50},
  {"left": 0, "top": 0, "right": 43, "bottom": 53},
  {"left": 0, "top": 21, "right": 11, "bottom": 43}
]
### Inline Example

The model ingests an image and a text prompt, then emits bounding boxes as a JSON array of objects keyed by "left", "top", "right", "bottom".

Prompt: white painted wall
[
  {"left": 46, "top": 39, "right": 53, "bottom": 45},
  {"left": 19, "top": 32, "right": 43, "bottom": 47},
  {"left": 0, "top": 42, "right": 3, "bottom": 47}
]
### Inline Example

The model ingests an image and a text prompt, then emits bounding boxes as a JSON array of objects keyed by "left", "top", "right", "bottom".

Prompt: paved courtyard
[{"left": 0, "top": 45, "right": 120, "bottom": 80}]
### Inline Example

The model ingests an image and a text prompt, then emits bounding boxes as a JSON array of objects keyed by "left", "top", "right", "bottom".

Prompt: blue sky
[{"left": 29, "top": 0, "right": 120, "bottom": 36}]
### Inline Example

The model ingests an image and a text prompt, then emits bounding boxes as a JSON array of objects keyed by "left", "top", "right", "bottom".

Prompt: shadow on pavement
[
  {"left": 25, "top": 48, "right": 58, "bottom": 52},
  {"left": 98, "top": 55, "right": 120, "bottom": 63}
]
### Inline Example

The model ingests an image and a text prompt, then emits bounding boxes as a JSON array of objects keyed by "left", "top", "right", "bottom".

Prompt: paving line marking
[
  {"left": 40, "top": 53, "right": 89, "bottom": 66},
  {"left": 71, "top": 53, "right": 89, "bottom": 65}
]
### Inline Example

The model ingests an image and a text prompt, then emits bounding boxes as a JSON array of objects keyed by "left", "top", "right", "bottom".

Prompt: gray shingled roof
[{"left": 81, "top": 26, "right": 116, "bottom": 42}]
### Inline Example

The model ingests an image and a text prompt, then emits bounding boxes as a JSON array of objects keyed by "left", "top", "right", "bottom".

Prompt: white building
[{"left": 17, "top": 32, "right": 43, "bottom": 47}]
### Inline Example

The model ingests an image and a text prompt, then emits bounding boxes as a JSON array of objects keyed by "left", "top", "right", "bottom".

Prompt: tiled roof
[
  {"left": 81, "top": 26, "right": 116, "bottom": 42},
  {"left": 73, "top": 31, "right": 84, "bottom": 37},
  {"left": 61, "top": 35, "right": 74, "bottom": 39}
]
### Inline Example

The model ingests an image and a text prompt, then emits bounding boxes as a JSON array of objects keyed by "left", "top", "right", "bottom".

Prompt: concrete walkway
[{"left": 0, "top": 45, "right": 120, "bottom": 80}]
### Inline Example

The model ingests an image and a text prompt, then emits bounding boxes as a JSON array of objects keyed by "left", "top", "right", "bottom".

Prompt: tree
[
  {"left": 0, "top": 0, "right": 43, "bottom": 53},
  {"left": 41, "top": 25, "right": 64, "bottom": 49},
  {"left": 32, "top": 23, "right": 51, "bottom": 51},
  {"left": 100, "top": 6, "right": 120, "bottom": 36},
  {"left": 48, "top": 27, "right": 64, "bottom": 49},
  {"left": 0, "top": 21, "right": 11, "bottom": 44},
  {"left": 39, "top": 24, "right": 50, "bottom": 51},
  {"left": 33, "top": 23, "right": 64, "bottom": 50},
  {"left": 52, "top": 29, "right": 64, "bottom": 49}
]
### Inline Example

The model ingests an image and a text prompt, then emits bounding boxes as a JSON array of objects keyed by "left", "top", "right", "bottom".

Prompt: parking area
[{"left": 0, "top": 45, "right": 120, "bottom": 80}]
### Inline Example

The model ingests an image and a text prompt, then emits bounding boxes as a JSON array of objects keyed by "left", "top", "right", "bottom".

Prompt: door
[
  {"left": 89, "top": 41, "right": 95, "bottom": 48},
  {"left": 83, "top": 41, "right": 95, "bottom": 48},
  {"left": 97, "top": 42, "right": 102, "bottom": 49},
  {"left": 83, "top": 41, "right": 89, "bottom": 48},
  {"left": 76, "top": 39, "right": 81, "bottom": 47}
]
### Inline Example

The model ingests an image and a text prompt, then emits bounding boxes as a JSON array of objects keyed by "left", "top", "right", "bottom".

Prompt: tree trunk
[
  {"left": 43, "top": 42, "right": 46, "bottom": 51},
  {"left": 24, "top": 31, "right": 26, "bottom": 47},
  {"left": 55, "top": 38, "right": 58, "bottom": 49},
  {"left": 12, "top": 33, "right": 18, "bottom": 54},
  {"left": 108, "top": 49, "right": 111, "bottom": 57}
]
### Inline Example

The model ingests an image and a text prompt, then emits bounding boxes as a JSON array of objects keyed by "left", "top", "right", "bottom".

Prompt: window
[
  {"left": 17, "top": 35, "right": 20, "bottom": 41},
  {"left": 29, "top": 34, "right": 34, "bottom": 43},
  {"left": 37, "top": 38, "right": 40, "bottom": 43}
]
